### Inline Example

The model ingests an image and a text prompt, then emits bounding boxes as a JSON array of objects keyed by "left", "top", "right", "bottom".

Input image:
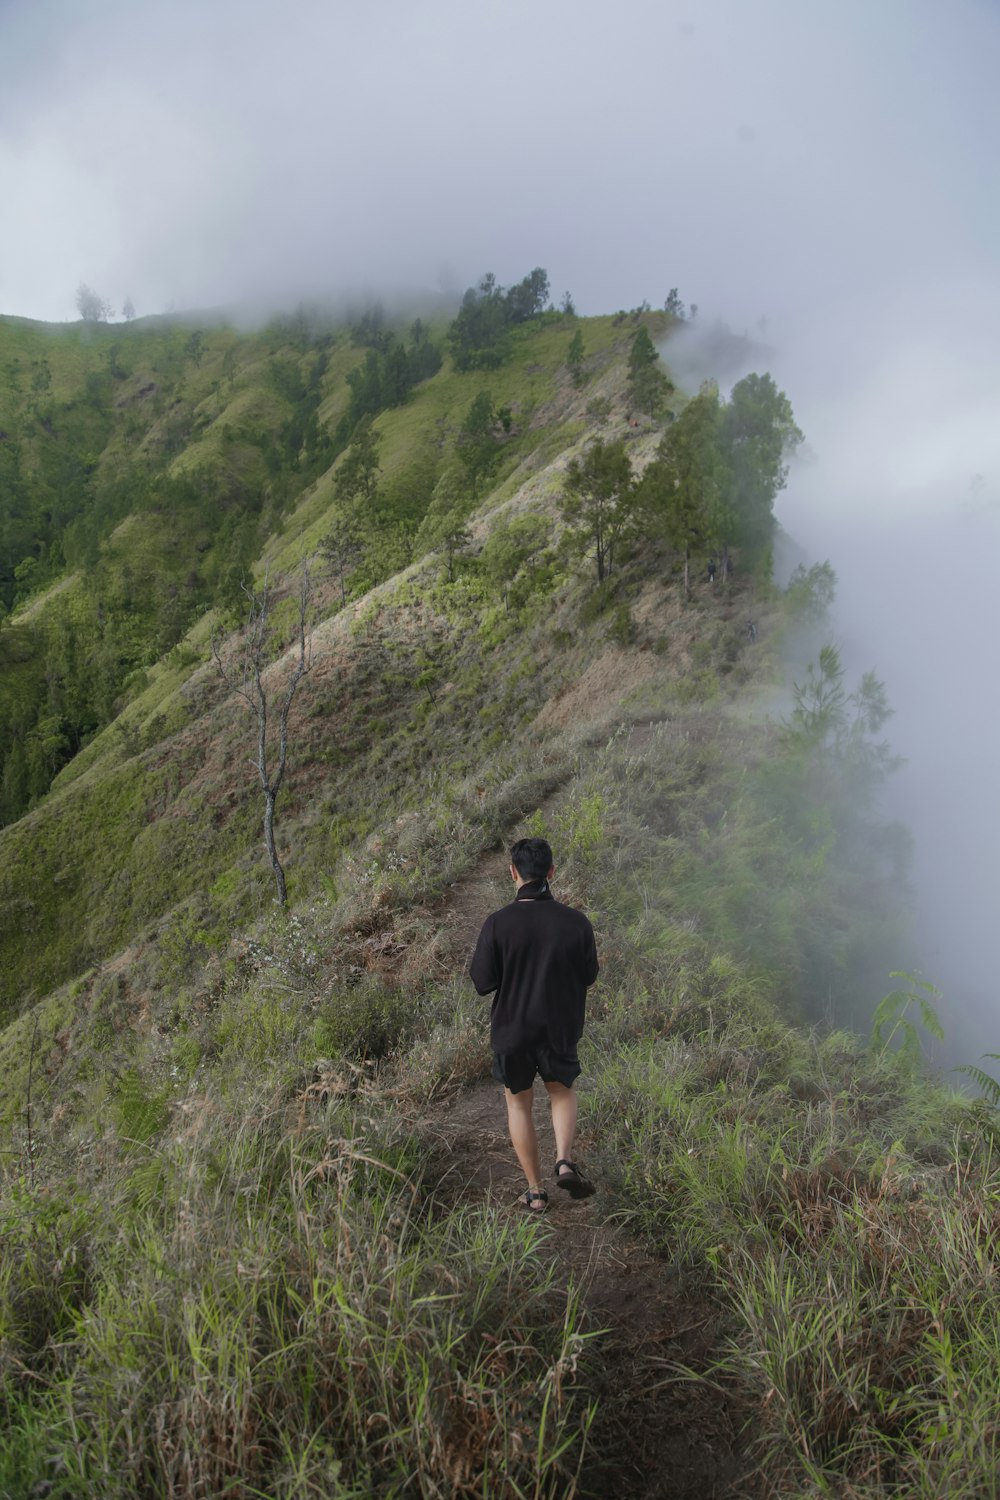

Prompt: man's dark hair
[{"left": 510, "top": 837, "right": 553, "bottom": 881}]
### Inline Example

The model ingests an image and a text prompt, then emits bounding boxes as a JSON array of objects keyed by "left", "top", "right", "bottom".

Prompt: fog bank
[
  {"left": 3, "top": 0, "right": 997, "bottom": 334},
  {"left": 769, "top": 293, "right": 1000, "bottom": 1060}
]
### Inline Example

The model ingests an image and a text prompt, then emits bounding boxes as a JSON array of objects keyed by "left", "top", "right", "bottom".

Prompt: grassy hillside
[
  {"left": 1, "top": 296, "right": 997, "bottom": 1498},
  {"left": 0, "top": 302, "right": 652, "bottom": 1017}
]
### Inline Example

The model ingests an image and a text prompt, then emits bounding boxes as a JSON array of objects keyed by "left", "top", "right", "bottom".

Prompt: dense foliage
[
  {"left": 447, "top": 267, "right": 551, "bottom": 370},
  {"left": 342, "top": 317, "right": 442, "bottom": 427},
  {"left": 559, "top": 370, "right": 802, "bottom": 592}
]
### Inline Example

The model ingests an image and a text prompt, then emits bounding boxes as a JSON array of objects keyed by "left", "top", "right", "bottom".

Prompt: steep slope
[
  {"left": 2, "top": 300, "right": 988, "bottom": 1500},
  {"left": 0, "top": 311, "right": 347, "bottom": 823},
  {"left": 0, "top": 306, "right": 652, "bottom": 1020}
]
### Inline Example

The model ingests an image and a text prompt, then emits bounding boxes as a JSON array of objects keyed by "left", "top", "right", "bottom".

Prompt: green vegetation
[
  {"left": 627, "top": 325, "right": 673, "bottom": 416},
  {"left": 0, "top": 1089, "right": 593, "bottom": 1497},
  {"left": 720, "top": 371, "right": 803, "bottom": 559},
  {"left": 447, "top": 267, "right": 552, "bottom": 371},
  {"left": 1, "top": 292, "right": 995, "bottom": 1497},
  {"left": 639, "top": 371, "right": 802, "bottom": 588},
  {"left": 559, "top": 366, "right": 800, "bottom": 597},
  {"left": 0, "top": 312, "right": 348, "bottom": 825},
  {"left": 0, "top": 293, "right": 631, "bottom": 1011},
  {"left": 641, "top": 383, "right": 725, "bottom": 595},
  {"left": 512, "top": 707, "right": 998, "bottom": 1495},
  {"left": 566, "top": 326, "right": 586, "bottom": 387},
  {"left": 343, "top": 315, "right": 442, "bottom": 426},
  {"left": 559, "top": 437, "right": 638, "bottom": 583}
]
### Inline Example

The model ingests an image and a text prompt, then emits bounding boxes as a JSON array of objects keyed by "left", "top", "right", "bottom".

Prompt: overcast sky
[
  {"left": 3, "top": 0, "right": 999, "bottom": 1046},
  {"left": 1, "top": 0, "right": 996, "bottom": 330}
]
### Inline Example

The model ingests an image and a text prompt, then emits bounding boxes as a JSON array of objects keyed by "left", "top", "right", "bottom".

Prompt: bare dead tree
[
  {"left": 212, "top": 563, "right": 312, "bottom": 905},
  {"left": 24, "top": 1016, "right": 38, "bottom": 1191}
]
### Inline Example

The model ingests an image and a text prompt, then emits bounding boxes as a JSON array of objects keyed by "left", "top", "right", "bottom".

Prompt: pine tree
[
  {"left": 560, "top": 439, "right": 637, "bottom": 583},
  {"left": 627, "top": 327, "right": 672, "bottom": 417},
  {"left": 641, "top": 384, "right": 724, "bottom": 597},
  {"left": 719, "top": 373, "right": 802, "bottom": 561}
]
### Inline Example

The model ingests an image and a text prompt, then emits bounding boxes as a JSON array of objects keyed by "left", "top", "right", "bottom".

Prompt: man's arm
[
  {"left": 470, "top": 915, "right": 500, "bottom": 995},
  {"left": 583, "top": 920, "right": 599, "bottom": 987}
]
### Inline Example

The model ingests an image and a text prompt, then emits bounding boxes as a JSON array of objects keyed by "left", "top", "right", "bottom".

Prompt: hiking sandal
[
  {"left": 523, "top": 1188, "right": 549, "bottom": 1214},
  {"left": 554, "top": 1159, "right": 596, "bottom": 1199}
]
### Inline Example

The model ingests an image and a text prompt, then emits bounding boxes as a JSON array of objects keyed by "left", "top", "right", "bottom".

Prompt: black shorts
[{"left": 492, "top": 1041, "right": 582, "bottom": 1095}]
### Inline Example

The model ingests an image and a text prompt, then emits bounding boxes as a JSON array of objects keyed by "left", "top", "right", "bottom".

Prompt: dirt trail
[
  {"left": 425, "top": 1081, "right": 747, "bottom": 1499},
  {"left": 437, "top": 720, "right": 665, "bottom": 960},
  {"left": 417, "top": 722, "right": 751, "bottom": 1498}
]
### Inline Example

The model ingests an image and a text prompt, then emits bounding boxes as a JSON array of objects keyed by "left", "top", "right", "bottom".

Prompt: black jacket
[{"left": 469, "top": 881, "right": 599, "bottom": 1054}]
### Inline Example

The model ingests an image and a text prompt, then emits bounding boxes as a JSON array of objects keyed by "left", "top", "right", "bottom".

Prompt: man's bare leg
[
  {"left": 547, "top": 1081, "right": 595, "bottom": 1195},
  {"left": 503, "top": 1087, "right": 545, "bottom": 1204},
  {"left": 545, "top": 1081, "right": 578, "bottom": 1175}
]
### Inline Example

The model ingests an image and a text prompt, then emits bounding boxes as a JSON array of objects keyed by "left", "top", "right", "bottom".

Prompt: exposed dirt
[
  {"left": 533, "top": 647, "right": 662, "bottom": 735},
  {"left": 441, "top": 865, "right": 511, "bottom": 958},
  {"left": 421, "top": 1079, "right": 752, "bottom": 1499}
]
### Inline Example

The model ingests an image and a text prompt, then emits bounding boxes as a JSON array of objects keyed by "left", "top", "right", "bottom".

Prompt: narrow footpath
[
  {"left": 425, "top": 1079, "right": 747, "bottom": 1499},
  {"left": 411, "top": 754, "right": 754, "bottom": 1499}
]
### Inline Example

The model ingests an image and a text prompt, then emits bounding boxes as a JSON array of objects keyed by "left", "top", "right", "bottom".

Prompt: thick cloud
[{"left": 2, "top": 0, "right": 996, "bottom": 326}]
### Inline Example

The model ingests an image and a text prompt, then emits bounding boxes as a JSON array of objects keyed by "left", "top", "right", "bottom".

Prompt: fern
[
  {"left": 871, "top": 970, "right": 944, "bottom": 1067},
  {"left": 954, "top": 1053, "right": 1000, "bottom": 1109}
]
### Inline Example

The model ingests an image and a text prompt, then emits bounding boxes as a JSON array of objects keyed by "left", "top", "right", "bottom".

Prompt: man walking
[{"left": 470, "top": 837, "right": 599, "bottom": 1214}]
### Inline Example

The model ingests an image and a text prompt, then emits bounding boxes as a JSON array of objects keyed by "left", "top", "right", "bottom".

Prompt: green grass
[
  {"left": 267, "top": 311, "right": 631, "bottom": 578},
  {"left": 0, "top": 480, "right": 625, "bottom": 1020},
  {"left": 0, "top": 1087, "right": 595, "bottom": 1499},
  {"left": 3, "top": 617, "right": 997, "bottom": 1495}
]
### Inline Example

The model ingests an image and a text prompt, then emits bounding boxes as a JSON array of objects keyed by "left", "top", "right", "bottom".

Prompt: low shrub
[{"left": 311, "top": 979, "right": 413, "bottom": 1062}]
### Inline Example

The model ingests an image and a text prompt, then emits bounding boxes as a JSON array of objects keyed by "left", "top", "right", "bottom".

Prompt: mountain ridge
[{"left": 3, "top": 293, "right": 991, "bottom": 1498}]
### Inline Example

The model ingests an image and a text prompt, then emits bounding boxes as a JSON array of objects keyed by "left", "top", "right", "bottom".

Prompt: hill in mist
[{"left": 0, "top": 285, "right": 997, "bottom": 1499}]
